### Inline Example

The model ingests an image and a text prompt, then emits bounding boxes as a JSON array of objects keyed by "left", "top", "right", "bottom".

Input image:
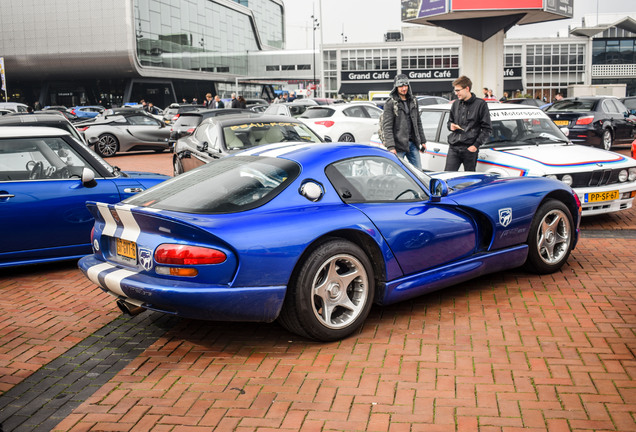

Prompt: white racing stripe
[
  {"left": 86, "top": 262, "right": 113, "bottom": 286},
  {"left": 240, "top": 142, "right": 312, "bottom": 157},
  {"left": 97, "top": 203, "right": 117, "bottom": 237},
  {"left": 115, "top": 204, "right": 141, "bottom": 242},
  {"left": 103, "top": 268, "right": 139, "bottom": 297}
]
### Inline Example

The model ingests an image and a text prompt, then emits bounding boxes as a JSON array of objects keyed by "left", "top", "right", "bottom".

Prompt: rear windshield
[
  {"left": 300, "top": 108, "right": 335, "bottom": 118},
  {"left": 124, "top": 156, "right": 300, "bottom": 214},
  {"left": 546, "top": 100, "right": 596, "bottom": 112}
]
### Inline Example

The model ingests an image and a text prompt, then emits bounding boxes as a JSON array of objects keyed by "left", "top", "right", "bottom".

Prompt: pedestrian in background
[
  {"left": 214, "top": 95, "right": 225, "bottom": 109},
  {"left": 204, "top": 93, "right": 213, "bottom": 109},
  {"left": 445, "top": 75, "right": 492, "bottom": 172},
  {"left": 230, "top": 93, "right": 239, "bottom": 108},
  {"left": 381, "top": 74, "right": 427, "bottom": 169},
  {"left": 237, "top": 95, "right": 247, "bottom": 109}
]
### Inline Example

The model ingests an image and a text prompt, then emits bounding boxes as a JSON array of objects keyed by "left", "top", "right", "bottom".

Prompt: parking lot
[{"left": 1, "top": 149, "right": 635, "bottom": 432}]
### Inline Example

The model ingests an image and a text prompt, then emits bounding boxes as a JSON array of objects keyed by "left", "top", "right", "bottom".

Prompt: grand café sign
[{"left": 341, "top": 68, "right": 459, "bottom": 82}]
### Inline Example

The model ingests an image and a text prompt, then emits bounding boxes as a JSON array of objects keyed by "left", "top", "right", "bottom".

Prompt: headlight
[
  {"left": 629, "top": 167, "right": 636, "bottom": 181},
  {"left": 546, "top": 174, "right": 558, "bottom": 180},
  {"left": 618, "top": 169, "right": 628, "bottom": 182},
  {"left": 561, "top": 174, "right": 573, "bottom": 186}
]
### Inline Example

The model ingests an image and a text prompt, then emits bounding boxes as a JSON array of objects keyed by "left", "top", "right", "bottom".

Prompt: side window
[
  {"left": 0, "top": 137, "right": 87, "bottom": 181},
  {"left": 343, "top": 106, "right": 367, "bottom": 118},
  {"left": 438, "top": 112, "right": 452, "bottom": 144},
  {"left": 611, "top": 99, "right": 628, "bottom": 115},
  {"left": 325, "top": 156, "right": 427, "bottom": 203},
  {"left": 602, "top": 100, "right": 616, "bottom": 114},
  {"left": 194, "top": 123, "right": 209, "bottom": 142},
  {"left": 128, "top": 115, "right": 160, "bottom": 126},
  {"left": 420, "top": 110, "right": 443, "bottom": 142},
  {"left": 363, "top": 106, "right": 382, "bottom": 119}
]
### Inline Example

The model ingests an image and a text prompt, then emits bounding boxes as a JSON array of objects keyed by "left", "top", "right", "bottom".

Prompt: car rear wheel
[
  {"left": 524, "top": 199, "right": 573, "bottom": 274},
  {"left": 95, "top": 134, "right": 119, "bottom": 157},
  {"left": 173, "top": 156, "right": 184, "bottom": 176},
  {"left": 338, "top": 133, "right": 355, "bottom": 142},
  {"left": 278, "top": 239, "right": 374, "bottom": 341},
  {"left": 602, "top": 129, "right": 613, "bottom": 150}
]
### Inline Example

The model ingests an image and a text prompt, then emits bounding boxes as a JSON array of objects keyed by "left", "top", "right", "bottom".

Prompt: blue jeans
[{"left": 396, "top": 141, "right": 422, "bottom": 169}]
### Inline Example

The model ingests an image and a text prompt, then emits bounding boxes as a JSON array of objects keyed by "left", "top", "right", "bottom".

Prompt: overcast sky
[{"left": 283, "top": 0, "right": 635, "bottom": 49}]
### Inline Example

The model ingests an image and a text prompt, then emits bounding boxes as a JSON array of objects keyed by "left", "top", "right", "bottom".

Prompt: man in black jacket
[
  {"left": 446, "top": 76, "right": 492, "bottom": 171},
  {"left": 382, "top": 74, "right": 427, "bottom": 169}
]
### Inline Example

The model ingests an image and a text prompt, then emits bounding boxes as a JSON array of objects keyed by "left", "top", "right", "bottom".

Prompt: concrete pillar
[{"left": 460, "top": 30, "right": 504, "bottom": 98}]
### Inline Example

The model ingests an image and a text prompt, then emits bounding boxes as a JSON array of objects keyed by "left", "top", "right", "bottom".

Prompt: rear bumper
[{"left": 78, "top": 255, "right": 286, "bottom": 322}]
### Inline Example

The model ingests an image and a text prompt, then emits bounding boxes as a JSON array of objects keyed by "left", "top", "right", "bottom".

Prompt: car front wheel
[
  {"left": 602, "top": 129, "right": 613, "bottom": 150},
  {"left": 524, "top": 199, "right": 573, "bottom": 274},
  {"left": 95, "top": 134, "right": 119, "bottom": 157},
  {"left": 278, "top": 239, "right": 374, "bottom": 341}
]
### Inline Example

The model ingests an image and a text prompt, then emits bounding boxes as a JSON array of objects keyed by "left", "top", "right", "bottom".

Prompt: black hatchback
[{"left": 545, "top": 97, "right": 635, "bottom": 150}]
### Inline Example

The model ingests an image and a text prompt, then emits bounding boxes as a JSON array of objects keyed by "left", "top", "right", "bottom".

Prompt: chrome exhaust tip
[{"left": 116, "top": 299, "right": 146, "bottom": 316}]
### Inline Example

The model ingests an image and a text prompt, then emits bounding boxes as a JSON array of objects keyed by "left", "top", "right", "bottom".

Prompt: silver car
[{"left": 78, "top": 112, "right": 170, "bottom": 157}]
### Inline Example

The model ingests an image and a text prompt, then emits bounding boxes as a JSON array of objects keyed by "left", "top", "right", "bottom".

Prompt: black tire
[
  {"left": 173, "top": 156, "right": 184, "bottom": 176},
  {"left": 95, "top": 134, "right": 119, "bottom": 157},
  {"left": 601, "top": 129, "right": 612, "bottom": 151},
  {"left": 524, "top": 199, "right": 573, "bottom": 274},
  {"left": 338, "top": 133, "right": 355, "bottom": 142},
  {"left": 278, "top": 239, "right": 375, "bottom": 341}
]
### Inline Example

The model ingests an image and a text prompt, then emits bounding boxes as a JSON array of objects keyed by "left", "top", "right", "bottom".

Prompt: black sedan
[
  {"left": 545, "top": 97, "right": 635, "bottom": 150},
  {"left": 501, "top": 98, "right": 545, "bottom": 107},
  {"left": 173, "top": 115, "right": 324, "bottom": 175}
]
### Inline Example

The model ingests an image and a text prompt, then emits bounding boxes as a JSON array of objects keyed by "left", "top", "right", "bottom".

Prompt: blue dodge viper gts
[{"left": 79, "top": 142, "right": 581, "bottom": 341}]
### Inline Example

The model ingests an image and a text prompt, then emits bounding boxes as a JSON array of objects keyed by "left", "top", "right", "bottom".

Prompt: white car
[
  {"left": 299, "top": 103, "right": 382, "bottom": 143},
  {"left": 371, "top": 103, "right": 636, "bottom": 216}
]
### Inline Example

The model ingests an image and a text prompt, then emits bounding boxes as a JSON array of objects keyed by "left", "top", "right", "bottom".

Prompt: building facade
[
  {"left": 323, "top": 15, "right": 636, "bottom": 101},
  {"left": 0, "top": 3, "right": 634, "bottom": 108},
  {"left": 0, "top": 0, "right": 296, "bottom": 107}
]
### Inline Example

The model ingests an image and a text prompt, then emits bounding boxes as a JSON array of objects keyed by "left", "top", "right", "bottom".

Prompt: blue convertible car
[
  {"left": 79, "top": 142, "right": 581, "bottom": 341},
  {"left": 0, "top": 126, "right": 169, "bottom": 268}
]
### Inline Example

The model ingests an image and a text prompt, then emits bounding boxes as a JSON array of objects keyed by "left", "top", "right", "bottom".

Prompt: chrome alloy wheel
[
  {"left": 536, "top": 208, "right": 571, "bottom": 265},
  {"left": 311, "top": 253, "right": 369, "bottom": 330}
]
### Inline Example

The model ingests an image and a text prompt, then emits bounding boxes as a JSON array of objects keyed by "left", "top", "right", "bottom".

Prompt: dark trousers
[{"left": 445, "top": 145, "right": 479, "bottom": 171}]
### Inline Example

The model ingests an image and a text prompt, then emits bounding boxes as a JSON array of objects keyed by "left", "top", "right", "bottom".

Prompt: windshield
[
  {"left": 124, "top": 156, "right": 300, "bottom": 213},
  {"left": 222, "top": 121, "right": 322, "bottom": 150},
  {"left": 546, "top": 99, "right": 596, "bottom": 112},
  {"left": 482, "top": 110, "right": 569, "bottom": 148}
]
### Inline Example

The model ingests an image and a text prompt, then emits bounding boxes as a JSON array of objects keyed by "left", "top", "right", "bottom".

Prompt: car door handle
[
  {"left": 433, "top": 147, "right": 440, "bottom": 152},
  {"left": 0, "top": 193, "right": 16, "bottom": 199}
]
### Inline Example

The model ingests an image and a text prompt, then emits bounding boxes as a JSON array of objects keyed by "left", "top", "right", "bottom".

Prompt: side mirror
[
  {"left": 560, "top": 127, "right": 569, "bottom": 137},
  {"left": 81, "top": 168, "right": 97, "bottom": 188},
  {"left": 429, "top": 178, "right": 449, "bottom": 203},
  {"left": 88, "top": 136, "right": 99, "bottom": 146},
  {"left": 197, "top": 142, "right": 208, "bottom": 152},
  {"left": 323, "top": 135, "right": 332, "bottom": 142}
]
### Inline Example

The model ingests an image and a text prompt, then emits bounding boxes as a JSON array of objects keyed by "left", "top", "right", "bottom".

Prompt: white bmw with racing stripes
[{"left": 372, "top": 103, "right": 636, "bottom": 216}]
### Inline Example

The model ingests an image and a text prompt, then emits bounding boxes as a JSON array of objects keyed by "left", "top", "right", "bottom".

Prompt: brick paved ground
[{"left": 1, "top": 151, "right": 634, "bottom": 431}]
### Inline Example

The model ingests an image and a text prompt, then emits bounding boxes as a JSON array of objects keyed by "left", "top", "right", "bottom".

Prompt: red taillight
[
  {"left": 575, "top": 116, "right": 594, "bottom": 125},
  {"left": 172, "top": 114, "right": 181, "bottom": 122},
  {"left": 186, "top": 128, "right": 195, "bottom": 134},
  {"left": 70, "top": 109, "right": 76, "bottom": 115},
  {"left": 77, "top": 126, "right": 89, "bottom": 132},
  {"left": 154, "top": 244, "right": 226, "bottom": 265},
  {"left": 315, "top": 120, "right": 335, "bottom": 127}
]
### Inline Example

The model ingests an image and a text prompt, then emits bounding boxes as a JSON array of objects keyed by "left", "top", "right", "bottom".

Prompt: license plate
[
  {"left": 553, "top": 120, "right": 569, "bottom": 126},
  {"left": 585, "top": 190, "right": 619, "bottom": 203},
  {"left": 116, "top": 238, "right": 137, "bottom": 260}
]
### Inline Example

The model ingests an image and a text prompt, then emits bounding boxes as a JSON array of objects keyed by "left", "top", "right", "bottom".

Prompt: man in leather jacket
[
  {"left": 382, "top": 74, "right": 426, "bottom": 169},
  {"left": 446, "top": 76, "right": 492, "bottom": 171}
]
